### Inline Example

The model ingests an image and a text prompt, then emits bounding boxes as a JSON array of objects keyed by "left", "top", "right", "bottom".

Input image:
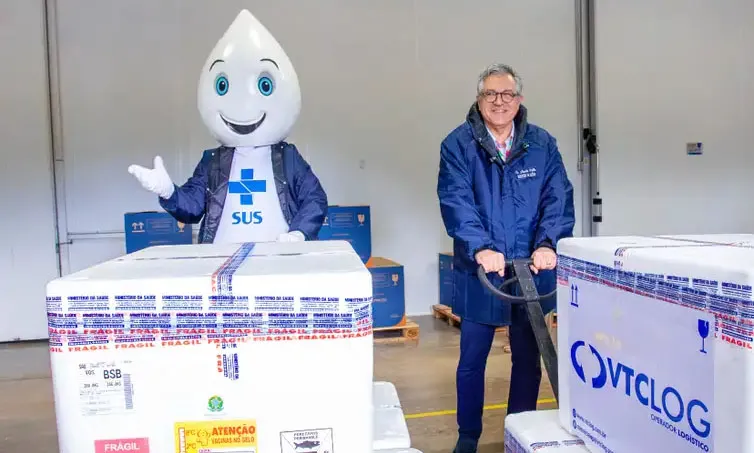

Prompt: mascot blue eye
[
  {"left": 215, "top": 75, "right": 229, "bottom": 96},
  {"left": 258, "top": 76, "right": 274, "bottom": 96}
]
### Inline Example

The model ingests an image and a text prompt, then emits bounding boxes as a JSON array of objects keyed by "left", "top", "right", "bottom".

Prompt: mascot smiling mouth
[{"left": 220, "top": 112, "right": 266, "bottom": 135}]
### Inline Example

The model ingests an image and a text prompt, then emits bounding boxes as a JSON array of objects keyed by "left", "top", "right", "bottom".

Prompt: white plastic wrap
[
  {"left": 557, "top": 234, "right": 754, "bottom": 452},
  {"left": 504, "top": 410, "right": 587, "bottom": 452},
  {"left": 46, "top": 240, "right": 373, "bottom": 453}
]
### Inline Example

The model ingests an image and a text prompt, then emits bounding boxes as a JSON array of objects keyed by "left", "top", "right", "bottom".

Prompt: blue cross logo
[{"left": 228, "top": 169, "right": 266, "bottom": 205}]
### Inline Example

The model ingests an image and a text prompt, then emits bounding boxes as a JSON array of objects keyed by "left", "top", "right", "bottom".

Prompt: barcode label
[
  {"left": 78, "top": 360, "right": 135, "bottom": 416},
  {"left": 123, "top": 373, "right": 133, "bottom": 410}
]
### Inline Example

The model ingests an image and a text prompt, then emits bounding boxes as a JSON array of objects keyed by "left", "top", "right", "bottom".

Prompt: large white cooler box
[
  {"left": 504, "top": 410, "right": 587, "bottom": 452},
  {"left": 46, "top": 240, "right": 374, "bottom": 453},
  {"left": 557, "top": 234, "right": 754, "bottom": 452}
]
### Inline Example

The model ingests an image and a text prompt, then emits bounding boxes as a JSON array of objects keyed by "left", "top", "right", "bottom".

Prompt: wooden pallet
[
  {"left": 431, "top": 304, "right": 508, "bottom": 333},
  {"left": 432, "top": 304, "right": 510, "bottom": 352},
  {"left": 373, "top": 319, "right": 420, "bottom": 344}
]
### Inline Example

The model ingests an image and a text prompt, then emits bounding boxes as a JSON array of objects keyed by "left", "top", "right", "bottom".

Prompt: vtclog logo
[{"left": 570, "top": 340, "right": 712, "bottom": 448}]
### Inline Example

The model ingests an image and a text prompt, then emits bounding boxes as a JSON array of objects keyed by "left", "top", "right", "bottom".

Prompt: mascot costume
[{"left": 128, "top": 9, "right": 327, "bottom": 244}]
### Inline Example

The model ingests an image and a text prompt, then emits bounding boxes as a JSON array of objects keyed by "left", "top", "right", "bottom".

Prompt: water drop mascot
[{"left": 128, "top": 9, "right": 327, "bottom": 244}]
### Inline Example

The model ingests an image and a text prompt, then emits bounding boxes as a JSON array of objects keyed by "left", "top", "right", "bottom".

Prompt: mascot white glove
[
  {"left": 277, "top": 231, "right": 305, "bottom": 242},
  {"left": 128, "top": 156, "right": 175, "bottom": 200}
]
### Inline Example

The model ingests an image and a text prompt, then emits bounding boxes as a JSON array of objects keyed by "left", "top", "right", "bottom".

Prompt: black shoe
[{"left": 453, "top": 437, "right": 478, "bottom": 453}]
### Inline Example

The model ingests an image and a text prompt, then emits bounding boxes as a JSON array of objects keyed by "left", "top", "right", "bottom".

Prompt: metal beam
[
  {"left": 42, "top": 0, "right": 69, "bottom": 276},
  {"left": 575, "top": 0, "right": 600, "bottom": 237}
]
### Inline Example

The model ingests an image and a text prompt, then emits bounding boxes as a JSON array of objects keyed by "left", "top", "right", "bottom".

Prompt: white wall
[
  {"left": 0, "top": 0, "right": 60, "bottom": 341},
  {"left": 51, "top": 0, "right": 583, "bottom": 317},
  {"left": 593, "top": 0, "right": 754, "bottom": 236}
]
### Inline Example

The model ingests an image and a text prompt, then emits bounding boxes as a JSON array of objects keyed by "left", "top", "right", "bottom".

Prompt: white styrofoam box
[
  {"left": 373, "top": 406, "right": 411, "bottom": 450},
  {"left": 504, "top": 410, "right": 587, "bottom": 452},
  {"left": 46, "top": 240, "right": 374, "bottom": 453},
  {"left": 374, "top": 381, "right": 402, "bottom": 408},
  {"left": 556, "top": 234, "right": 754, "bottom": 453},
  {"left": 656, "top": 234, "right": 754, "bottom": 248}
]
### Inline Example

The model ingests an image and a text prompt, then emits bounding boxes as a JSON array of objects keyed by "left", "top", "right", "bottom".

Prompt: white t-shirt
[{"left": 212, "top": 146, "right": 290, "bottom": 244}]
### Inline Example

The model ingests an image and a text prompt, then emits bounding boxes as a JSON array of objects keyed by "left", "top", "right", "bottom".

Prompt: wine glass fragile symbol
[{"left": 698, "top": 319, "right": 710, "bottom": 354}]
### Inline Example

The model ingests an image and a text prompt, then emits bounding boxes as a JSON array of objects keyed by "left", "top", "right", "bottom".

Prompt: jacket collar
[{"left": 467, "top": 102, "right": 529, "bottom": 165}]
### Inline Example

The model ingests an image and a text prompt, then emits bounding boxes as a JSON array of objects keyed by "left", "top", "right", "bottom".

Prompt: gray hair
[{"left": 477, "top": 63, "right": 523, "bottom": 95}]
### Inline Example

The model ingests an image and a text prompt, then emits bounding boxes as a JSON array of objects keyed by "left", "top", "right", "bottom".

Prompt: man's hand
[
  {"left": 530, "top": 247, "right": 557, "bottom": 274},
  {"left": 475, "top": 249, "right": 506, "bottom": 277}
]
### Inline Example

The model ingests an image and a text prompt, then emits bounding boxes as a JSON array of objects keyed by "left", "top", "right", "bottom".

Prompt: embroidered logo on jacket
[{"left": 515, "top": 167, "right": 537, "bottom": 180}]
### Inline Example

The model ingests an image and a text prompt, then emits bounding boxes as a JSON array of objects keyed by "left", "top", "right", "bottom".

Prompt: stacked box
[
  {"left": 366, "top": 258, "right": 406, "bottom": 329},
  {"left": 46, "top": 240, "right": 374, "bottom": 453},
  {"left": 318, "top": 205, "right": 406, "bottom": 329},
  {"left": 318, "top": 205, "right": 371, "bottom": 263},
  {"left": 124, "top": 211, "right": 192, "bottom": 253},
  {"left": 438, "top": 252, "right": 454, "bottom": 306},
  {"left": 556, "top": 233, "right": 754, "bottom": 452}
]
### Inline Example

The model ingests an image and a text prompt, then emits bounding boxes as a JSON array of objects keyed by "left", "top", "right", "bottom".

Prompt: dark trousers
[{"left": 456, "top": 304, "right": 542, "bottom": 442}]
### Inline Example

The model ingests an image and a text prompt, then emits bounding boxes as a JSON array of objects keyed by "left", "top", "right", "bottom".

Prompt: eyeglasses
[{"left": 479, "top": 90, "right": 519, "bottom": 104}]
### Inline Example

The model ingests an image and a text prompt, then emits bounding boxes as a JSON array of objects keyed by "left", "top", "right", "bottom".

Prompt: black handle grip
[{"left": 476, "top": 259, "right": 557, "bottom": 303}]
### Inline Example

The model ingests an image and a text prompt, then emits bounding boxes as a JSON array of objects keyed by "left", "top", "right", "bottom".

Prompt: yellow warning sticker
[{"left": 174, "top": 419, "right": 257, "bottom": 453}]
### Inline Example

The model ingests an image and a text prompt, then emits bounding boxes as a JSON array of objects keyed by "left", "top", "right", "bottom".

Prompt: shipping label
[
  {"left": 78, "top": 359, "right": 135, "bottom": 416},
  {"left": 280, "top": 428, "right": 333, "bottom": 453}
]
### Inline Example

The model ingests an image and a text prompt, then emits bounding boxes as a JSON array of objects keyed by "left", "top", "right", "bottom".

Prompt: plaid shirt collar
[{"left": 486, "top": 122, "right": 515, "bottom": 161}]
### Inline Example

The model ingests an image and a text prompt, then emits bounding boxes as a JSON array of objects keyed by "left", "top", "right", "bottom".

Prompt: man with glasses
[{"left": 437, "top": 63, "right": 575, "bottom": 452}]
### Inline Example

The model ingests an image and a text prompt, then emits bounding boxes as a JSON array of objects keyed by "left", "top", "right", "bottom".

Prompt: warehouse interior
[{"left": 1, "top": 0, "right": 753, "bottom": 452}]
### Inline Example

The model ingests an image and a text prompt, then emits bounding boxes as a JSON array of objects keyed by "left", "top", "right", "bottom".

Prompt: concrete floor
[{"left": 0, "top": 315, "right": 556, "bottom": 453}]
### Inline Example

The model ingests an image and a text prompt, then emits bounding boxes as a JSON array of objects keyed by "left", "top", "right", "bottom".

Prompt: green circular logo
[{"left": 208, "top": 395, "right": 224, "bottom": 412}]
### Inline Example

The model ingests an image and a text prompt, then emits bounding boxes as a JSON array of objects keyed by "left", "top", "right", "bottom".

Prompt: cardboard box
[
  {"left": 557, "top": 234, "right": 754, "bottom": 453},
  {"left": 439, "top": 252, "right": 454, "bottom": 306},
  {"left": 45, "top": 240, "right": 374, "bottom": 452},
  {"left": 367, "top": 257, "right": 405, "bottom": 329},
  {"left": 318, "top": 205, "right": 371, "bottom": 263},
  {"left": 124, "top": 211, "right": 192, "bottom": 254}
]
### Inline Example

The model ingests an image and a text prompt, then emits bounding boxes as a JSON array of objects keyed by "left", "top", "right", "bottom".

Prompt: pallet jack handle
[{"left": 477, "top": 259, "right": 560, "bottom": 405}]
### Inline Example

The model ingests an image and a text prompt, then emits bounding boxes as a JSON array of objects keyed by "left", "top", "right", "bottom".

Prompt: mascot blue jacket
[{"left": 158, "top": 143, "right": 326, "bottom": 244}]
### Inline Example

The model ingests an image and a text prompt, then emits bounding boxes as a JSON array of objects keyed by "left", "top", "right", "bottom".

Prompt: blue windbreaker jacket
[
  {"left": 159, "top": 141, "right": 328, "bottom": 244},
  {"left": 437, "top": 103, "right": 575, "bottom": 326}
]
